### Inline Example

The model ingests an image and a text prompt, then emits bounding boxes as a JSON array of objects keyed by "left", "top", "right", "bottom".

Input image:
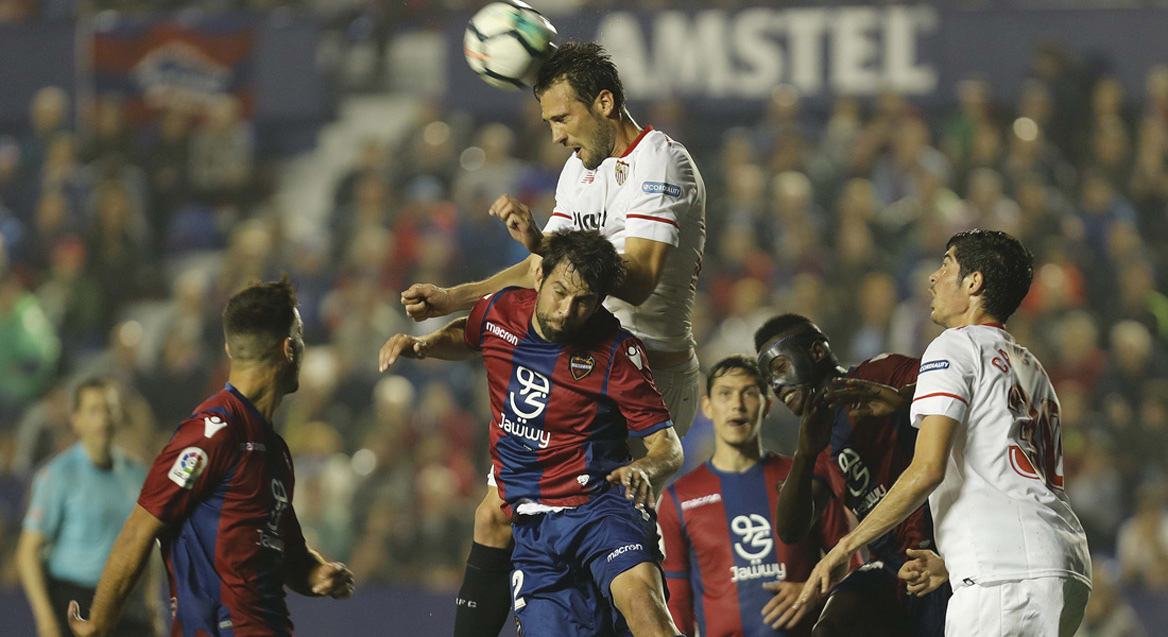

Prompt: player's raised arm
[
  {"left": 773, "top": 386, "right": 834, "bottom": 544},
  {"left": 379, "top": 317, "right": 476, "bottom": 371},
  {"left": 67, "top": 506, "right": 165, "bottom": 637},
  {"left": 401, "top": 255, "right": 542, "bottom": 321},
  {"left": 611, "top": 237, "right": 671, "bottom": 306},
  {"left": 488, "top": 194, "right": 544, "bottom": 254}
]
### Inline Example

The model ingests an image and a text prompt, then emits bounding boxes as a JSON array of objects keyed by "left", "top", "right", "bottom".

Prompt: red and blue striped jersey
[
  {"left": 819, "top": 354, "right": 935, "bottom": 560},
  {"left": 465, "top": 287, "right": 673, "bottom": 512},
  {"left": 138, "top": 384, "right": 308, "bottom": 637},
  {"left": 659, "top": 452, "right": 858, "bottom": 637}
]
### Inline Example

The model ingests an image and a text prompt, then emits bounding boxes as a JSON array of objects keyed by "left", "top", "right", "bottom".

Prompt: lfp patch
[
  {"left": 570, "top": 352, "right": 596, "bottom": 381},
  {"left": 919, "top": 360, "right": 950, "bottom": 374},
  {"left": 168, "top": 447, "right": 208, "bottom": 489}
]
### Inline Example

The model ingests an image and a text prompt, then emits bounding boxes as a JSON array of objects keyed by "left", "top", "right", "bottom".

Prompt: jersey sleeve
[
  {"left": 625, "top": 144, "right": 696, "bottom": 247},
  {"left": 137, "top": 413, "right": 239, "bottom": 524},
  {"left": 23, "top": 466, "right": 63, "bottom": 538},
  {"left": 463, "top": 292, "right": 498, "bottom": 351},
  {"left": 608, "top": 336, "right": 673, "bottom": 438},
  {"left": 910, "top": 330, "right": 977, "bottom": 428},
  {"left": 658, "top": 487, "right": 694, "bottom": 636},
  {"left": 811, "top": 447, "right": 838, "bottom": 490}
]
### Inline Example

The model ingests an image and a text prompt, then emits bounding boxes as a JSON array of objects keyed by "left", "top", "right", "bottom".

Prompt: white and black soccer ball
[{"left": 464, "top": 1, "right": 558, "bottom": 90}]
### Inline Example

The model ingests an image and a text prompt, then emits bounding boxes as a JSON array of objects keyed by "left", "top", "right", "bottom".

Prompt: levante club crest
[{"left": 569, "top": 352, "right": 596, "bottom": 381}]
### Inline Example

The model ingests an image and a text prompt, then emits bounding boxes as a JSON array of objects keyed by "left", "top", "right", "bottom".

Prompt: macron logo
[
  {"left": 681, "top": 493, "right": 722, "bottom": 510},
  {"left": 204, "top": 416, "right": 228, "bottom": 439},
  {"left": 607, "top": 543, "right": 642, "bottom": 562},
  {"left": 486, "top": 322, "right": 519, "bottom": 346}
]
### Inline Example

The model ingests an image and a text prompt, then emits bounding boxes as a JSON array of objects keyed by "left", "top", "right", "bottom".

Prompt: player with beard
[
  {"left": 380, "top": 230, "right": 684, "bottom": 637},
  {"left": 753, "top": 314, "right": 950, "bottom": 637},
  {"left": 400, "top": 42, "right": 706, "bottom": 637},
  {"left": 68, "top": 277, "right": 354, "bottom": 637}
]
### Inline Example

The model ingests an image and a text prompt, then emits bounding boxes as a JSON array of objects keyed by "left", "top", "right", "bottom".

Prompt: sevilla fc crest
[
  {"left": 615, "top": 160, "right": 629, "bottom": 186},
  {"left": 570, "top": 352, "right": 596, "bottom": 381}
]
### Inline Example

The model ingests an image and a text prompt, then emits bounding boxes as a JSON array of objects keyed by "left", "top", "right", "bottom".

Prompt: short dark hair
[
  {"left": 222, "top": 275, "right": 299, "bottom": 364},
  {"left": 946, "top": 229, "right": 1035, "bottom": 322},
  {"left": 539, "top": 230, "right": 625, "bottom": 299},
  {"left": 753, "top": 314, "right": 816, "bottom": 352},
  {"left": 706, "top": 355, "right": 767, "bottom": 395},
  {"left": 534, "top": 41, "right": 625, "bottom": 112},
  {"left": 72, "top": 377, "right": 110, "bottom": 413}
]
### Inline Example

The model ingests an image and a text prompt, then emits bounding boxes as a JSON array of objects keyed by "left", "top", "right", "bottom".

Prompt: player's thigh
[
  {"left": 946, "top": 579, "right": 1079, "bottom": 637},
  {"left": 608, "top": 561, "right": 668, "bottom": 614},
  {"left": 473, "top": 484, "right": 513, "bottom": 548},
  {"left": 511, "top": 518, "right": 611, "bottom": 637},
  {"left": 653, "top": 353, "right": 701, "bottom": 438}
]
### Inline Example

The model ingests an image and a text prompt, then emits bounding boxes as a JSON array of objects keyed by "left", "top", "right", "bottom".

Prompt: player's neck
[
  {"left": 227, "top": 367, "right": 286, "bottom": 421},
  {"left": 946, "top": 304, "right": 1000, "bottom": 330},
  {"left": 608, "top": 112, "right": 643, "bottom": 159},
  {"left": 710, "top": 440, "right": 763, "bottom": 473},
  {"left": 81, "top": 440, "right": 113, "bottom": 470}
]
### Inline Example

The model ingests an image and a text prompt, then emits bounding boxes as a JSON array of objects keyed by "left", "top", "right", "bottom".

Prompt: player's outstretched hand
[
  {"left": 823, "top": 378, "right": 909, "bottom": 418},
  {"left": 379, "top": 334, "right": 432, "bottom": 372},
  {"left": 897, "top": 548, "right": 948, "bottom": 597},
  {"left": 794, "top": 544, "right": 852, "bottom": 611},
  {"left": 66, "top": 601, "right": 98, "bottom": 637},
  {"left": 761, "top": 580, "right": 819, "bottom": 629},
  {"left": 606, "top": 465, "right": 654, "bottom": 510},
  {"left": 401, "top": 283, "right": 455, "bottom": 321},
  {"left": 796, "top": 386, "right": 833, "bottom": 456},
  {"left": 309, "top": 561, "right": 355, "bottom": 599},
  {"left": 489, "top": 194, "right": 542, "bottom": 254}
]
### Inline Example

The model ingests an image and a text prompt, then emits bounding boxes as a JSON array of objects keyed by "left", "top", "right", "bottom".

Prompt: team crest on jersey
[
  {"left": 614, "top": 160, "right": 629, "bottom": 186},
  {"left": 569, "top": 352, "right": 595, "bottom": 381}
]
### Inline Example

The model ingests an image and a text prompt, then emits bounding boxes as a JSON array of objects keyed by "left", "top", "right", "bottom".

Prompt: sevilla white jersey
[
  {"left": 910, "top": 324, "right": 1091, "bottom": 588},
  {"left": 543, "top": 126, "right": 706, "bottom": 353}
]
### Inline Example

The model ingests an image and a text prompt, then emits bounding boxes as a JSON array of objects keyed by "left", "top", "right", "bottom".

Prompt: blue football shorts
[{"left": 509, "top": 487, "right": 664, "bottom": 637}]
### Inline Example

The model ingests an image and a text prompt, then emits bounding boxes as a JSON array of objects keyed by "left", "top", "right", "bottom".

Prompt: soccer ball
[{"left": 464, "top": 1, "right": 558, "bottom": 90}]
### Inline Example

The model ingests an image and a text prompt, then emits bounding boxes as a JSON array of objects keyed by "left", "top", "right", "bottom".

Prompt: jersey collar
[
  {"left": 619, "top": 125, "right": 653, "bottom": 158},
  {"left": 225, "top": 383, "right": 272, "bottom": 427}
]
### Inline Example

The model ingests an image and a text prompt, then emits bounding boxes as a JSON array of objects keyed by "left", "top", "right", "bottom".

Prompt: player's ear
[
  {"left": 810, "top": 340, "right": 827, "bottom": 363},
  {"left": 762, "top": 395, "right": 772, "bottom": 419},
  {"left": 700, "top": 394, "right": 713, "bottom": 420},
  {"left": 224, "top": 342, "right": 232, "bottom": 359},
  {"left": 965, "top": 270, "right": 986, "bottom": 296},
  {"left": 282, "top": 336, "right": 294, "bottom": 362},
  {"left": 595, "top": 89, "right": 614, "bottom": 118}
]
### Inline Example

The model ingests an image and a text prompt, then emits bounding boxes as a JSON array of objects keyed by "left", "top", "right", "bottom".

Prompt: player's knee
[{"left": 473, "top": 493, "right": 512, "bottom": 548}]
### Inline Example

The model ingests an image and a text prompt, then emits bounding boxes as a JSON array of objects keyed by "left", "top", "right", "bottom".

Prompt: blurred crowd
[{"left": 0, "top": 14, "right": 1166, "bottom": 635}]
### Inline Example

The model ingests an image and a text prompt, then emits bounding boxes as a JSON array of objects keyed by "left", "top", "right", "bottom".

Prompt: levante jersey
[
  {"left": 465, "top": 287, "right": 673, "bottom": 513},
  {"left": 659, "top": 453, "right": 859, "bottom": 637},
  {"left": 818, "top": 354, "right": 935, "bottom": 560},
  {"left": 138, "top": 384, "right": 308, "bottom": 637}
]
